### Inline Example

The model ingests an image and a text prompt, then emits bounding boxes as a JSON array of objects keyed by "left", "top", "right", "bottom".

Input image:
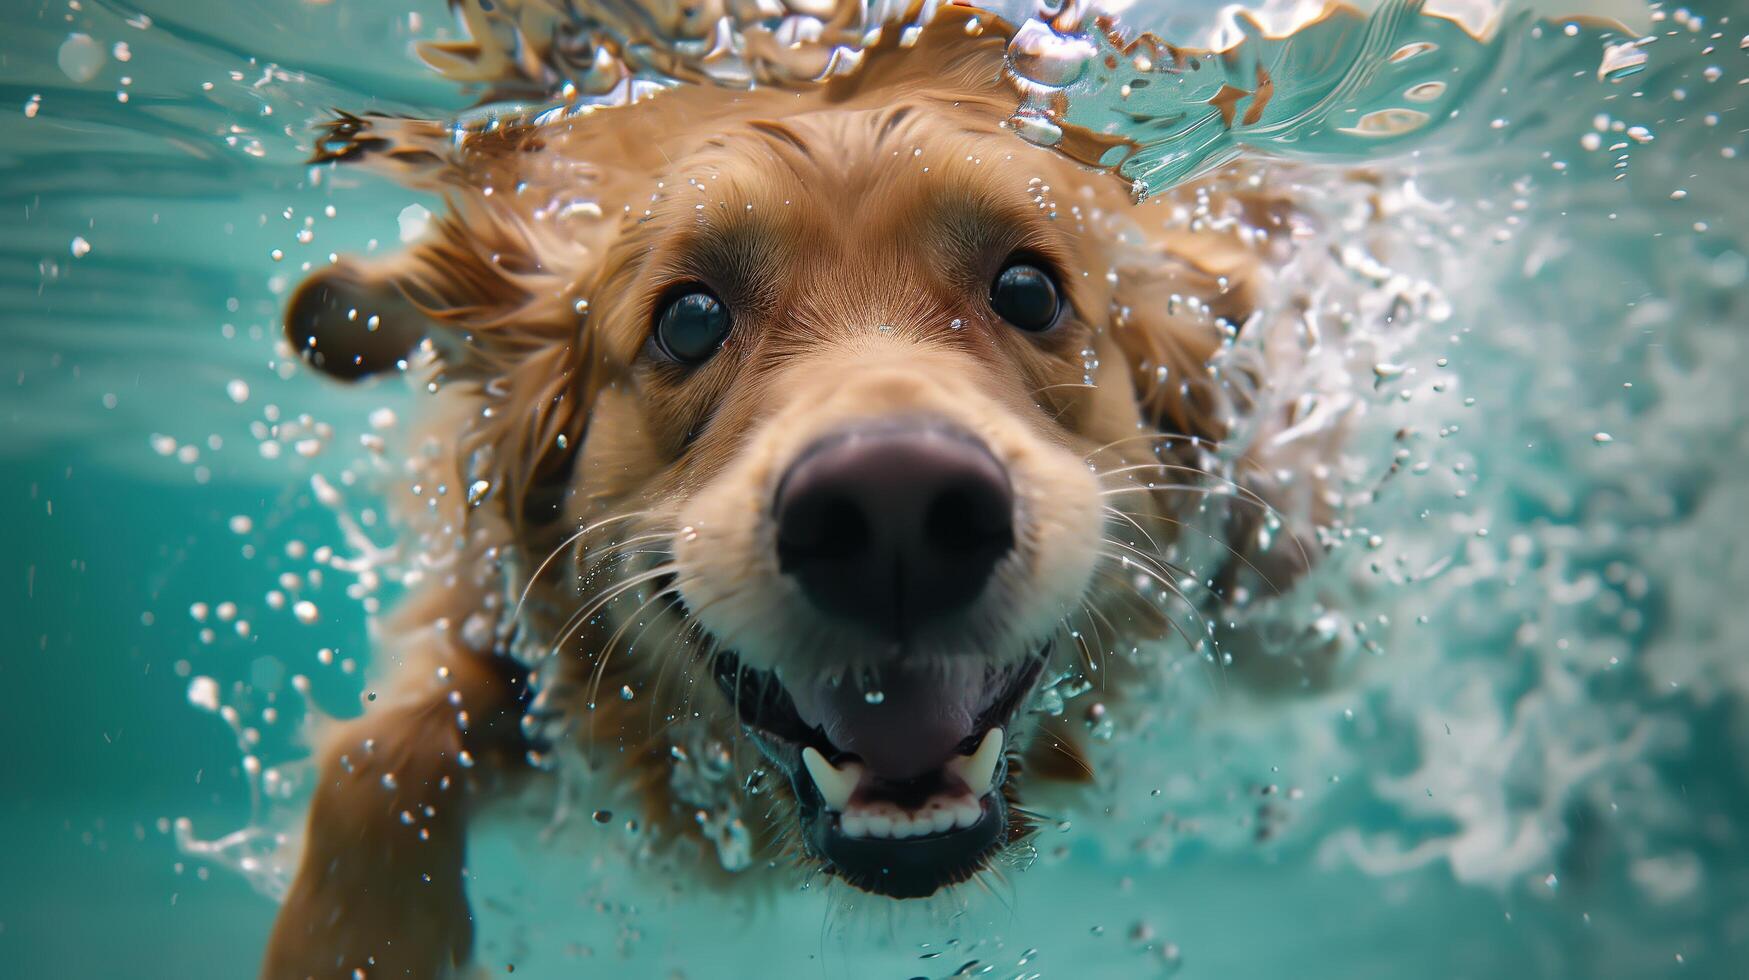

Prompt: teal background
[{"left": 3, "top": 1, "right": 1747, "bottom": 977}]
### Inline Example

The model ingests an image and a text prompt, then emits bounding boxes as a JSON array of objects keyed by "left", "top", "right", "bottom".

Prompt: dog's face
[
  {"left": 576, "top": 104, "right": 1134, "bottom": 895},
  {"left": 288, "top": 13, "right": 1261, "bottom": 902}
]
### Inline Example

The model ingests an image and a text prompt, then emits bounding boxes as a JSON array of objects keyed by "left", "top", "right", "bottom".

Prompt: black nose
[{"left": 774, "top": 420, "right": 1015, "bottom": 637}]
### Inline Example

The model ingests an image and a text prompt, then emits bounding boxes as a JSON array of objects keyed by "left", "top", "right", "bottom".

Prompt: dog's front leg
[{"left": 262, "top": 638, "right": 529, "bottom": 979}]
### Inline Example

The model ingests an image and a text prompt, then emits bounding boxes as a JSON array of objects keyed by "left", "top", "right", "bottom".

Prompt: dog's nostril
[
  {"left": 773, "top": 420, "right": 1015, "bottom": 638},
  {"left": 925, "top": 485, "right": 1015, "bottom": 556},
  {"left": 778, "top": 492, "right": 870, "bottom": 563}
]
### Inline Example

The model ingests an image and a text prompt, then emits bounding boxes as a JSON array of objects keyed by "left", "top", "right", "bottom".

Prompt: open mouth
[{"left": 711, "top": 648, "right": 1047, "bottom": 898}]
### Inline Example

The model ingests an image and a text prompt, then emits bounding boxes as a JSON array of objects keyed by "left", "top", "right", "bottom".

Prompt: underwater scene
[{"left": 3, "top": 0, "right": 1747, "bottom": 976}]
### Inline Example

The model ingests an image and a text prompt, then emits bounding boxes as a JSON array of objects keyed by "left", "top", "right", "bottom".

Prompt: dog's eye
[
  {"left": 989, "top": 260, "right": 1061, "bottom": 332},
  {"left": 654, "top": 289, "right": 732, "bottom": 364}
]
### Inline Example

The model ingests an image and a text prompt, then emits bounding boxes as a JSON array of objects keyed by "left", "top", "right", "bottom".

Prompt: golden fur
[{"left": 265, "top": 10, "right": 1316, "bottom": 977}]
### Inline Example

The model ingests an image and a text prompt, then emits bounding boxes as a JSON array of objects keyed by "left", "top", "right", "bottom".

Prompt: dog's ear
[{"left": 284, "top": 258, "right": 435, "bottom": 381}]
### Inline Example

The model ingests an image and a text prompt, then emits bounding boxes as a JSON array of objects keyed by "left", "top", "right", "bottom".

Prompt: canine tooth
[
  {"left": 802, "top": 746, "right": 859, "bottom": 811},
  {"left": 947, "top": 727, "right": 1004, "bottom": 797}
]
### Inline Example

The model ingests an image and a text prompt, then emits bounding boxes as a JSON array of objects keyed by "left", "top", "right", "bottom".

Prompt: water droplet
[
  {"left": 863, "top": 689, "right": 885, "bottom": 705},
  {"left": 57, "top": 34, "right": 105, "bottom": 84},
  {"left": 1008, "top": 113, "right": 1064, "bottom": 148},
  {"left": 293, "top": 600, "right": 318, "bottom": 625},
  {"left": 187, "top": 676, "right": 220, "bottom": 712},
  {"left": 1597, "top": 41, "right": 1648, "bottom": 83},
  {"left": 466, "top": 479, "right": 491, "bottom": 507},
  {"left": 1007, "top": 19, "right": 1096, "bottom": 88},
  {"left": 69, "top": 236, "right": 91, "bottom": 258},
  {"left": 398, "top": 204, "right": 431, "bottom": 242}
]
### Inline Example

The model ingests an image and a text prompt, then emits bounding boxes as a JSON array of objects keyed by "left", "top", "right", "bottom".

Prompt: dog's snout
[{"left": 774, "top": 421, "right": 1014, "bottom": 637}]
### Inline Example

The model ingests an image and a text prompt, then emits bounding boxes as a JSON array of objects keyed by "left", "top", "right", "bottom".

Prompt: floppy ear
[
  {"left": 292, "top": 109, "right": 612, "bottom": 532},
  {"left": 284, "top": 257, "right": 434, "bottom": 381}
]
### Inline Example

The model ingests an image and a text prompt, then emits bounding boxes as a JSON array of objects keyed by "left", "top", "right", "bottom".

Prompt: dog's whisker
[
  {"left": 512, "top": 510, "right": 653, "bottom": 622},
  {"left": 1081, "top": 430, "right": 1223, "bottom": 461},
  {"left": 1100, "top": 503, "right": 1171, "bottom": 564},
  {"left": 1096, "top": 548, "right": 1217, "bottom": 639},
  {"left": 1030, "top": 381, "right": 1098, "bottom": 399},
  {"left": 572, "top": 530, "right": 677, "bottom": 573},
  {"left": 643, "top": 616, "right": 706, "bottom": 735},
  {"left": 1098, "top": 535, "right": 1197, "bottom": 585},
  {"left": 1076, "top": 596, "right": 1112, "bottom": 681},
  {"left": 539, "top": 530, "right": 676, "bottom": 640},
  {"left": 1095, "top": 461, "right": 1314, "bottom": 573},
  {"left": 1040, "top": 734, "right": 1098, "bottom": 781},
  {"left": 546, "top": 564, "right": 678, "bottom": 668},
  {"left": 1091, "top": 559, "right": 1210, "bottom": 657},
  {"left": 1105, "top": 504, "right": 1286, "bottom": 597},
  {"left": 584, "top": 584, "right": 686, "bottom": 714},
  {"left": 1061, "top": 603, "right": 1099, "bottom": 675}
]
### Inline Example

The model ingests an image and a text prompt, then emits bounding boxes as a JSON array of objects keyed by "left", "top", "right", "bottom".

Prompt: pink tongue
[{"left": 788, "top": 662, "right": 996, "bottom": 780}]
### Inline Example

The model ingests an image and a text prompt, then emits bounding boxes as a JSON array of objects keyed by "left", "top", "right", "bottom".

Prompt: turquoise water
[{"left": 3, "top": 0, "right": 1747, "bottom": 977}]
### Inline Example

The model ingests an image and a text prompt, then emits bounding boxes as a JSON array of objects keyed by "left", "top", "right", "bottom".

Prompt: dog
[{"left": 262, "top": 8, "right": 1319, "bottom": 976}]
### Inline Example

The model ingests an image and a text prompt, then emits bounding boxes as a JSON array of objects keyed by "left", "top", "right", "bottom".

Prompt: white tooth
[
  {"left": 952, "top": 798, "right": 983, "bottom": 829},
  {"left": 864, "top": 810, "right": 894, "bottom": 838},
  {"left": 929, "top": 802, "right": 957, "bottom": 834},
  {"left": 947, "top": 727, "right": 1004, "bottom": 797},
  {"left": 840, "top": 810, "right": 868, "bottom": 838},
  {"left": 802, "top": 747, "right": 859, "bottom": 812}
]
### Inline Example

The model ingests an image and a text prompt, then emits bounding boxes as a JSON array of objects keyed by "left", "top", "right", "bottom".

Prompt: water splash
[{"left": 1002, "top": 0, "right": 1647, "bottom": 195}]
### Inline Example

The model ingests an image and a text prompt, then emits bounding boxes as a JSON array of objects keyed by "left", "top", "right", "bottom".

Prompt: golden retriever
[{"left": 263, "top": 8, "right": 1315, "bottom": 976}]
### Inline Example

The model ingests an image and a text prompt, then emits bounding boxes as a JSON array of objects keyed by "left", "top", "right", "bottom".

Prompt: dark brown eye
[
  {"left": 990, "top": 260, "right": 1061, "bottom": 332},
  {"left": 654, "top": 288, "right": 731, "bottom": 364}
]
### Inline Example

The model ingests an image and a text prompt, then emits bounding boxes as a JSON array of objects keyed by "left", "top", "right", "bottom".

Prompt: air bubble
[
  {"left": 58, "top": 34, "right": 105, "bottom": 84},
  {"left": 1597, "top": 41, "right": 1648, "bottom": 83}
]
